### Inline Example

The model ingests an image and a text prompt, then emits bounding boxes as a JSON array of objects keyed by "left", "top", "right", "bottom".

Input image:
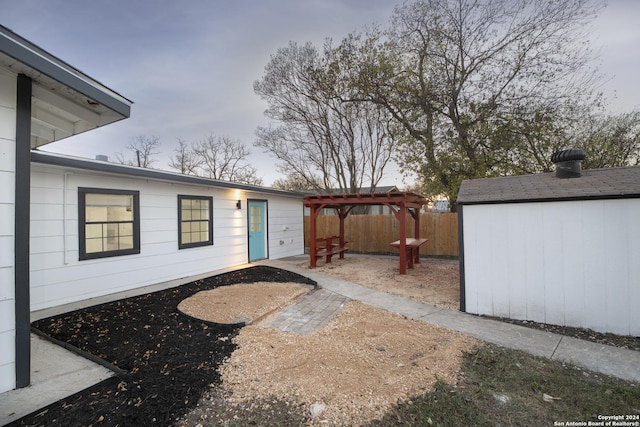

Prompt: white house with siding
[
  {"left": 0, "top": 24, "right": 305, "bottom": 395},
  {"left": 29, "top": 151, "right": 304, "bottom": 313},
  {"left": 457, "top": 163, "right": 640, "bottom": 337}
]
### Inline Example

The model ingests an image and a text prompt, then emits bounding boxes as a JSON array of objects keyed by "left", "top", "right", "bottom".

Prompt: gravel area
[
  {"left": 303, "top": 255, "right": 460, "bottom": 310},
  {"left": 218, "top": 301, "right": 478, "bottom": 425},
  {"left": 178, "top": 281, "right": 311, "bottom": 325}
]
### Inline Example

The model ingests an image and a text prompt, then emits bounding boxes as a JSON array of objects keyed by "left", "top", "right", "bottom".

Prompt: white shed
[
  {"left": 29, "top": 152, "right": 304, "bottom": 313},
  {"left": 457, "top": 161, "right": 640, "bottom": 337}
]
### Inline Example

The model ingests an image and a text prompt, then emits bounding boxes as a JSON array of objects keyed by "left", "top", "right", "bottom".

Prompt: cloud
[{"left": 4, "top": 0, "right": 638, "bottom": 185}]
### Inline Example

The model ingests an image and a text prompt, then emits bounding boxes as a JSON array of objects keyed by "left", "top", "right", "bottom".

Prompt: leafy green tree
[
  {"left": 575, "top": 110, "right": 640, "bottom": 169},
  {"left": 339, "top": 0, "right": 604, "bottom": 209}
]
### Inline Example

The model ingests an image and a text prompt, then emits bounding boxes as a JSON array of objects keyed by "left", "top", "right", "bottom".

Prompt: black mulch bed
[{"left": 13, "top": 266, "right": 315, "bottom": 427}]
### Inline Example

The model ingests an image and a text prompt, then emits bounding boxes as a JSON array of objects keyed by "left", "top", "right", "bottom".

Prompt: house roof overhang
[
  {"left": 31, "top": 150, "right": 305, "bottom": 199},
  {"left": 0, "top": 24, "right": 132, "bottom": 148}
]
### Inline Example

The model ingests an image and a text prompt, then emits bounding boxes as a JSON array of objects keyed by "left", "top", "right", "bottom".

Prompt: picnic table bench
[
  {"left": 314, "top": 235, "right": 348, "bottom": 264},
  {"left": 389, "top": 237, "right": 429, "bottom": 270}
]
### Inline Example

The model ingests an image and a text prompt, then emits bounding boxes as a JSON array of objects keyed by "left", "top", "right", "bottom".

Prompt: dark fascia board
[
  {"left": 457, "top": 193, "right": 640, "bottom": 207},
  {"left": 0, "top": 24, "right": 131, "bottom": 118},
  {"left": 31, "top": 151, "right": 305, "bottom": 199}
]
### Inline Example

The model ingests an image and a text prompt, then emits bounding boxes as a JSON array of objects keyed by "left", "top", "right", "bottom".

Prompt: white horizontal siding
[
  {"left": 0, "top": 68, "right": 16, "bottom": 393},
  {"left": 262, "top": 195, "right": 304, "bottom": 259},
  {"left": 0, "top": 330, "right": 15, "bottom": 393},
  {"left": 0, "top": 171, "right": 15, "bottom": 202},
  {"left": 0, "top": 268, "right": 13, "bottom": 301},
  {"left": 463, "top": 199, "right": 640, "bottom": 336},
  {"left": 29, "top": 163, "right": 304, "bottom": 311},
  {"left": 0, "top": 68, "right": 17, "bottom": 141}
]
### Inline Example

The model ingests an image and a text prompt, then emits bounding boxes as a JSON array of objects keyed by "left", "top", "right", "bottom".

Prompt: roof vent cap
[{"left": 551, "top": 148, "right": 585, "bottom": 179}]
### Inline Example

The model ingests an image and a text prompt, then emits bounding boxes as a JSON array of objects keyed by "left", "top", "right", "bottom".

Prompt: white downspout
[{"left": 63, "top": 171, "right": 72, "bottom": 265}]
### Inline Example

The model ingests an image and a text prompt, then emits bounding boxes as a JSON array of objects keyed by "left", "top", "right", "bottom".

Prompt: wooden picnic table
[
  {"left": 314, "top": 235, "right": 348, "bottom": 264},
  {"left": 389, "top": 238, "right": 429, "bottom": 270}
]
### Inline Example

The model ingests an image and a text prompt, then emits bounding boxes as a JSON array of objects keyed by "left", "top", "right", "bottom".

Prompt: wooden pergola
[{"left": 304, "top": 192, "right": 428, "bottom": 274}]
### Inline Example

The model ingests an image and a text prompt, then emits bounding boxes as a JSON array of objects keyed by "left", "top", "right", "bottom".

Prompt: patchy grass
[
  {"left": 180, "top": 344, "right": 639, "bottom": 426},
  {"left": 369, "top": 344, "right": 640, "bottom": 427},
  {"left": 177, "top": 391, "right": 311, "bottom": 426}
]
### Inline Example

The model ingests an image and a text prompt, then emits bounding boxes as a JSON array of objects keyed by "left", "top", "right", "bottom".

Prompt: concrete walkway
[
  {"left": 1, "top": 257, "right": 638, "bottom": 425},
  {"left": 263, "top": 257, "right": 640, "bottom": 384},
  {"left": 269, "top": 289, "right": 350, "bottom": 334},
  {"left": 0, "top": 334, "right": 114, "bottom": 426}
]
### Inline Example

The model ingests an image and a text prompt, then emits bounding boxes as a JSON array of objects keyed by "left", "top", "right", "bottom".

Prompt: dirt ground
[
  {"left": 178, "top": 281, "right": 312, "bottom": 325},
  {"left": 181, "top": 256, "right": 474, "bottom": 425},
  {"left": 302, "top": 255, "right": 460, "bottom": 310},
  {"left": 220, "top": 302, "right": 477, "bottom": 424}
]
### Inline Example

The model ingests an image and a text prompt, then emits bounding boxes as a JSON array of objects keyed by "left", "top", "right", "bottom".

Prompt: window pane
[
  {"left": 105, "top": 223, "right": 119, "bottom": 237},
  {"left": 250, "top": 206, "right": 261, "bottom": 232},
  {"left": 119, "top": 235, "right": 134, "bottom": 250},
  {"left": 86, "top": 206, "right": 108, "bottom": 222},
  {"left": 86, "top": 223, "right": 103, "bottom": 239},
  {"left": 105, "top": 235, "right": 119, "bottom": 251},
  {"left": 119, "top": 223, "right": 133, "bottom": 237},
  {"left": 182, "top": 232, "right": 191, "bottom": 244},
  {"left": 85, "top": 238, "right": 103, "bottom": 253},
  {"left": 182, "top": 204, "right": 191, "bottom": 220},
  {"left": 86, "top": 194, "right": 133, "bottom": 222}
]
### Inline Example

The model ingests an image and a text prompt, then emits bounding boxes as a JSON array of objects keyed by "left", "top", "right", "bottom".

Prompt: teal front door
[{"left": 248, "top": 200, "right": 267, "bottom": 261}]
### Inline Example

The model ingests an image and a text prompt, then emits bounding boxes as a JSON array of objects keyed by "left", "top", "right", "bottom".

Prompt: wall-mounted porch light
[{"left": 236, "top": 200, "right": 242, "bottom": 210}]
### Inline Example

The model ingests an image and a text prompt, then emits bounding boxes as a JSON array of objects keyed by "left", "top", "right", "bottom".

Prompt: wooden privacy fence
[{"left": 304, "top": 212, "right": 458, "bottom": 257}]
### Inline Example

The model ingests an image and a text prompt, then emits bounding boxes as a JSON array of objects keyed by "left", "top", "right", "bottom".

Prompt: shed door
[{"left": 248, "top": 200, "right": 268, "bottom": 261}]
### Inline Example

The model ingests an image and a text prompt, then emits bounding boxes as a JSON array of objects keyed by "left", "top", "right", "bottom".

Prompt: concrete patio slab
[{"left": 0, "top": 334, "right": 114, "bottom": 426}]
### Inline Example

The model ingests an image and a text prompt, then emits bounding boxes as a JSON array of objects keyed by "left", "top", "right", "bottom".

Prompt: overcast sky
[{"left": 2, "top": 0, "right": 639, "bottom": 187}]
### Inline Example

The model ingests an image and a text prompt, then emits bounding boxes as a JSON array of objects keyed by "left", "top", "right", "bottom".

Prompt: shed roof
[
  {"left": 457, "top": 166, "right": 640, "bottom": 205},
  {"left": 31, "top": 151, "right": 304, "bottom": 199}
]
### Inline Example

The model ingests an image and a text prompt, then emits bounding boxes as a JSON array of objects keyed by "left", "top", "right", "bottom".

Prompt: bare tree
[
  {"left": 342, "top": 0, "right": 604, "bottom": 207},
  {"left": 114, "top": 135, "right": 161, "bottom": 168},
  {"left": 192, "top": 134, "right": 263, "bottom": 185},
  {"left": 272, "top": 172, "right": 323, "bottom": 191},
  {"left": 168, "top": 138, "right": 201, "bottom": 175},
  {"left": 254, "top": 41, "right": 395, "bottom": 193}
]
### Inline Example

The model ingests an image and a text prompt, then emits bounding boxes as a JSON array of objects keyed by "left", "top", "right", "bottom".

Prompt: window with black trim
[
  {"left": 178, "top": 195, "right": 213, "bottom": 249},
  {"left": 78, "top": 188, "right": 140, "bottom": 260}
]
